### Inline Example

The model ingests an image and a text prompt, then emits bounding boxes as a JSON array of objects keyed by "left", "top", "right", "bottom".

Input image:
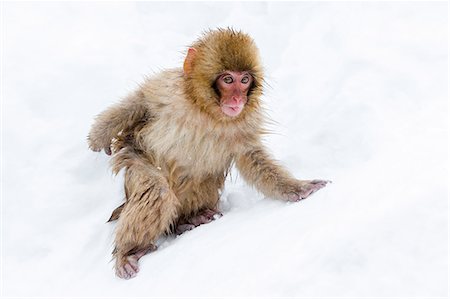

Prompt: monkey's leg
[
  {"left": 113, "top": 159, "right": 179, "bottom": 279},
  {"left": 175, "top": 175, "right": 226, "bottom": 234},
  {"left": 175, "top": 208, "right": 223, "bottom": 235}
]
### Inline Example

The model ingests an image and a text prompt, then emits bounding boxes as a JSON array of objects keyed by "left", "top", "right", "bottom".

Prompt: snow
[{"left": 1, "top": 1, "right": 448, "bottom": 297}]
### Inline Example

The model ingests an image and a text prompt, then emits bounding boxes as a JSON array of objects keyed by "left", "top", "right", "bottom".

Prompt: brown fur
[{"left": 88, "top": 28, "right": 326, "bottom": 278}]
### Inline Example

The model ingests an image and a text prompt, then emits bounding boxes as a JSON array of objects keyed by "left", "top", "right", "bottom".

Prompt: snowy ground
[{"left": 1, "top": 1, "right": 448, "bottom": 298}]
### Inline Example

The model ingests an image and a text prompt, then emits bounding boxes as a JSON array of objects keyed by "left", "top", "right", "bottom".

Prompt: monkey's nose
[{"left": 231, "top": 96, "right": 242, "bottom": 105}]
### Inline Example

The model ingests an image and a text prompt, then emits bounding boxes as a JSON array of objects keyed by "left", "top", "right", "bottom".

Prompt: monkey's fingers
[
  {"left": 104, "top": 146, "right": 112, "bottom": 155},
  {"left": 88, "top": 143, "right": 112, "bottom": 155},
  {"left": 310, "top": 179, "right": 332, "bottom": 185},
  {"left": 88, "top": 143, "right": 102, "bottom": 153},
  {"left": 287, "top": 180, "right": 329, "bottom": 202}
]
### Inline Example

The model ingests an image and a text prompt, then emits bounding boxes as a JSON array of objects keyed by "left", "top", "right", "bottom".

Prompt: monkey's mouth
[{"left": 221, "top": 104, "right": 244, "bottom": 117}]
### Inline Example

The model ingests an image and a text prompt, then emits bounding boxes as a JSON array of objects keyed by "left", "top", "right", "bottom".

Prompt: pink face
[{"left": 215, "top": 71, "right": 253, "bottom": 117}]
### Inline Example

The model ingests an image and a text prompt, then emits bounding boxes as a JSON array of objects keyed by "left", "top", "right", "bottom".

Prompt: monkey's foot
[
  {"left": 175, "top": 208, "right": 222, "bottom": 235},
  {"left": 286, "top": 179, "right": 330, "bottom": 202},
  {"left": 115, "top": 245, "right": 157, "bottom": 279}
]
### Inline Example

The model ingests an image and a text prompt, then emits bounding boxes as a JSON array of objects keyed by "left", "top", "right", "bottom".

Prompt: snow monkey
[{"left": 88, "top": 28, "right": 329, "bottom": 279}]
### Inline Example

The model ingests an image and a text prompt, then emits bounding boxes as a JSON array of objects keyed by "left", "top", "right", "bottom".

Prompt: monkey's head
[{"left": 183, "top": 28, "right": 264, "bottom": 122}]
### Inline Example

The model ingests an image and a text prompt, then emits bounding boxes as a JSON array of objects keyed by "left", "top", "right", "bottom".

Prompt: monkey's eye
[
  {"left": 241, "top": 76, "right": 250, "bottom": 84},
  {"left": 223, "top": 76, "right": 233, "bottom": 84}
]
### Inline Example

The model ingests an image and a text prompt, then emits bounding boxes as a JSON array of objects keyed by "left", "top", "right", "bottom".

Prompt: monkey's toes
[
  {"left": 116, "top": 256, "right": 140, "bottom": 280},
  {"left": 176, "top": 223, "right": 196, "bottom": 235},
  {"left": 190, "top": 209, "right": 222, "bottom": 226},
  {"left": 203, "top": 208, "right": 223, "bottom": 220},
  {"left": 176, "top": 208, "right": 222, "bottom": 234}
]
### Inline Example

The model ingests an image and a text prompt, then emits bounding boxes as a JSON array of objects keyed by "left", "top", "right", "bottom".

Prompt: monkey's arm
[
  {"left": 88, "top": 91, "right": 147, "bottom": 155},
  {"left": 236, "top": 145, "right": 328, "bottom": 201}
]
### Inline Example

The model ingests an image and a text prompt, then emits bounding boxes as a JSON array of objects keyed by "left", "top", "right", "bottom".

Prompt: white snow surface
[{"left": 2, "top": 2, "right": 448, "bottom": 298}]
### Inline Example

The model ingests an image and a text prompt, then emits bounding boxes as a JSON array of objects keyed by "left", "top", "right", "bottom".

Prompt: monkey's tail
[{"left": 107, "top": 202, "right": 125, "bottom": 222}]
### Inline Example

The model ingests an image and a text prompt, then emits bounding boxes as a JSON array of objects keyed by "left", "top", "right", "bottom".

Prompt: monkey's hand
[
  {"left": 283, "top": 179, "right": 330, "bottom": 202},
  {"left": 88, "top": 91, "right": 148, "bottom": 156},
  {"left": 87, "top": 130, "right": 113, "bottom": 155}
]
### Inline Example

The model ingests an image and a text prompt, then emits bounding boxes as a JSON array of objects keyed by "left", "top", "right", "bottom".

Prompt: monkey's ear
[{"left": 183, "top": 47, "right": 197, "bottom": 76}]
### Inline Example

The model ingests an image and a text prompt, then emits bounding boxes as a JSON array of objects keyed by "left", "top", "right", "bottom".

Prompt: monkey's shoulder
[{"left": 139, "top": 68, "right": 185, "bottom": 108}]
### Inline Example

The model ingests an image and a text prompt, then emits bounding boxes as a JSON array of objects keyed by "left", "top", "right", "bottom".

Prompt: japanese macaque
[{"left": 88, "top": 28, "right": 329, "bottom": 279}]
